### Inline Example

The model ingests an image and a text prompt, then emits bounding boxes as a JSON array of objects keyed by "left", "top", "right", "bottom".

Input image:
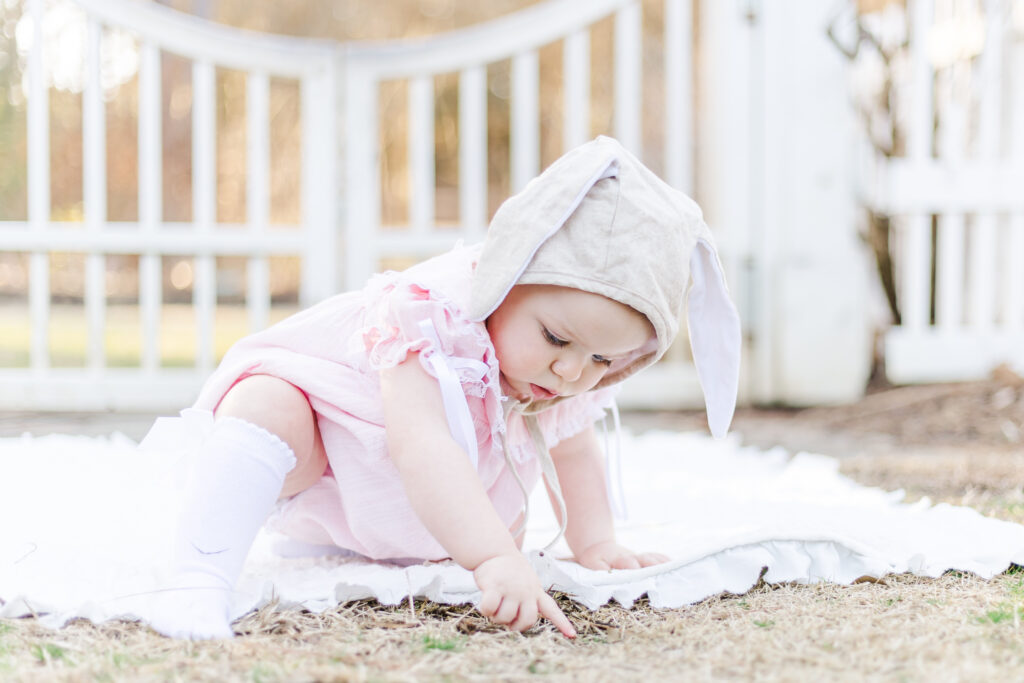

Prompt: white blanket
[{"left": 2, "top": 429, "right": 1023, "bottom": 630}]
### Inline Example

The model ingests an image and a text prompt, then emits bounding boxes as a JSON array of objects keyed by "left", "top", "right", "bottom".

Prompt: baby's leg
[
  {"left": 150, "top": 375, "right": 327, "bottom": 639},
  {"left": 215, "top": 374, "right": 328, "bottom": 497}
]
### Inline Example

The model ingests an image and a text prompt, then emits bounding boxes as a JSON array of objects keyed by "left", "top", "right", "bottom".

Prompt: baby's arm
[
  {"left": 549, "top": 426, "right": 669, "bottom": 570},
  {"left": 380, "top": 355, "right": 575, "bottom": 637}
]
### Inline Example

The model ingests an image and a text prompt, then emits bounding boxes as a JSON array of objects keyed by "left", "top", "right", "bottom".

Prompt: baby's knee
[{"left": 215, "top": 375, "right": 315, "bottom": 455}]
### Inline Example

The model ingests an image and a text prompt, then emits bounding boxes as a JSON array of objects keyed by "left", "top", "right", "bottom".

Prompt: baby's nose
[{"left": 553, "top": 355, "right": 584, "bottom": 382}]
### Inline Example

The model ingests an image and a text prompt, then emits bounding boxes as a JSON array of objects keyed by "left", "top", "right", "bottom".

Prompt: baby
[{"left": 148, "top": 135, "right": 741, "bottom": 639}]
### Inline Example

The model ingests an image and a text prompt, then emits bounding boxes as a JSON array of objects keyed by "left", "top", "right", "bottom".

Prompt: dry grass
[
  {"left": 4, "top": 571, "right": 1024, "bottom": 681},
  {"left": 3, "top": 475, "right": 1024, "bottom": 682}
]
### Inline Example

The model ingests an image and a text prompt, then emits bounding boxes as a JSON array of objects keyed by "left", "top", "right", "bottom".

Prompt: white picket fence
[
  {"left": 0, "top": 0, "right": 338, "bottom": 409},
  {"left": 341, "top": 0, "right": 712, "bottom": 410},
  {"left": 867, "top": 0, "right": 1024, "bottom": 383},
  {"left": 0, "top": 0, "right": 724, "bottom": 411}
]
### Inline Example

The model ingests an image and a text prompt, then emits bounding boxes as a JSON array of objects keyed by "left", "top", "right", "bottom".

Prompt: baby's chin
[{"left": 498, "top": 374, "right": 530, "bottom": 401}]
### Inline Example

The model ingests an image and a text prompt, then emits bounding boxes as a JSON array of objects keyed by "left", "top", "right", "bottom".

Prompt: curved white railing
[
  {"left": 343, "top": 0, "right": 634, "bottom": 78},
  {"left": 339, "top": 0, "right": 692, "bottom": 292},
  {"left": 2, "top": 0, "right": 698, "bottom": 410},
  {"left": 74, "top": 0, "right": 338, "bottom": 76}
]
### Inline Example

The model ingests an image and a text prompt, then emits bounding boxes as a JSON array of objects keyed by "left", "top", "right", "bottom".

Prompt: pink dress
[{"left": 194, "top": 243, "right": 615, "bottom": 561}]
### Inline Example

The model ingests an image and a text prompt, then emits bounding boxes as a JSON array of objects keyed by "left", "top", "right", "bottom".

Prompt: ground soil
[
  {"left": 629, "top": 367, "right": 1024, "bottom": 504},
  {"left": 3, "top": 373, "right": 1024, "bottom": 681}
]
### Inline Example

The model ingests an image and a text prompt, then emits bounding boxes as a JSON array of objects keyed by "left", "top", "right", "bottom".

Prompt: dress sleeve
[{"left": 354, "top": 276, "right": 497, "bottom": 399}]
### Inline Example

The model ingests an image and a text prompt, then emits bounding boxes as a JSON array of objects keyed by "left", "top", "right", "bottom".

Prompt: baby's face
[{"left": 486, "top": 285, "right": 654, "bottom": 402}]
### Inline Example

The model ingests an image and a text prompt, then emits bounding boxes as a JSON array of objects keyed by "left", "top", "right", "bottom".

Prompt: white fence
[
  {"left": 866, "top": 0, "right": 1024, "bottom": 383},
  {"left": 0, "top": 0, "right": 338, "bottom": 409},
  {"left": 339, "top": 0, "right": 711, "bottom": 410},
  {"left": 0, "top": 0, "right": 874, "bottom": 411}
]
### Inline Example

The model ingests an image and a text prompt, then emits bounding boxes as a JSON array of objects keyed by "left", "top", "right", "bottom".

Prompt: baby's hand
[
  {"left": 473, "top": 553, "right": 576, "bottom": 638},
  {"left": 577, "top": 541, "right": 670, "bottom": 571}
]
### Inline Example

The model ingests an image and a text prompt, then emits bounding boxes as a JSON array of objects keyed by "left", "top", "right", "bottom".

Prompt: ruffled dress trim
[
  {"left": 350, "top": 269, "right": 616, "bottom": 466},
  {"left": 351, "top": 270, "right": 511, "bottom": 460}
]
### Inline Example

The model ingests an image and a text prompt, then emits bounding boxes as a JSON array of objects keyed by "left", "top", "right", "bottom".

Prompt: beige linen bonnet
[{"left": 470, "top": 136, "right": 741, "bottom": 437}]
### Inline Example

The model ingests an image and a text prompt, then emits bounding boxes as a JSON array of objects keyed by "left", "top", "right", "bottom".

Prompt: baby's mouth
[{"left": 530, "top": 384, "right": 557, "bottom": 400}]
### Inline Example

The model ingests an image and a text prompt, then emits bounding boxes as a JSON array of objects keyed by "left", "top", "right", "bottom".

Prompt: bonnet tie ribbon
[
  {"left": 600, "top": 399, "right": 628, "bottom": 520},
  {"left": 501, "top": 400, "right": 569, "bottom": 552}
]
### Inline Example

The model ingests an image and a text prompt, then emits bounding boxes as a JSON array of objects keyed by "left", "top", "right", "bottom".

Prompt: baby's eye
[
  {"left": 592, "top": 355, "right": 613, "bottom": 366},
  {"left": 543, "top": 327, "right": 568, "bottom": 347}
]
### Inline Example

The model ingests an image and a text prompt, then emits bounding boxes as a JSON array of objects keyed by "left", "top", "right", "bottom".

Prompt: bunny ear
[{"left": 687, "top": 238, "right": 742, "bottom": 439}]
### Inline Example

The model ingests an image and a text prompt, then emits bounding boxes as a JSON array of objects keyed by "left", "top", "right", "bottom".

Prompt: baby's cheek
[
  {"left": 591, "top": 364, "right": 611, "bottom": 384},
  {"left": 571, "top": 368, "right": 606, "bottom": 395}
]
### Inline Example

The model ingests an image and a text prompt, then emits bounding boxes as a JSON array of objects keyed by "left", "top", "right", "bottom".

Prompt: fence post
[
  {"left": 698, "top": 0, "right": 756, "bottom": 401},
  {"left": 761, "top": 0, "right": 871, "bottom": 404},
  {"left": 301, "top": 55, "right": 340, "bottom": 305},
  {"left": 699, "top": 0, "right": 871, "bottom": 405},
  {"left": 342, "top": 60, "right": 380, "bottom": 292}
]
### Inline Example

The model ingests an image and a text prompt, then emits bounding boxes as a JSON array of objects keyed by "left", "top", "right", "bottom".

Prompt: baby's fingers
[
  {"left": 510, "top": 601, "right": 538, "bottom": 633},
  {"left": 637, "top": 552, "right": 671, "bottom": 567},
  {"left": 610, "top": 555, "right": 642, "bottom": 570},
  {"left": 538, "top": 592, "right": 576, "bottom": 639},
  {"left": 477, "top": 590, "right": 502, "bottom": 618},
  {"left": 494, "top": 596, "right": 521, "bottom": 626}
]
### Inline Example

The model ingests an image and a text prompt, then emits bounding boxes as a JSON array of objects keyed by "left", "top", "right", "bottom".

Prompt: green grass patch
[
  {"left": 251, "top": 663, "right": 283, "bottom": 682},
  {"left": 528, "top": 659, "right": 551, "bottom": 674},
  {"left": 1006, "top": 577, "right": 1024, "bottom": 601},
  {"left": 30, "top": 642, "right": 66, "bottom": 663},
  {"left": 973, "top": 578, "right": 1024, "bottom": 626},
  {"left": 110, "top": 651, "right": 163, "bottom": 669},
  {"left": 422, "top": 634, "right": 464, "bottom": 652},
  {"left": 977, "top": 609, "right": 1015, "bottom": 625},
  {"left": 752, "top": 619, "right": 775, "bottom": 629}
]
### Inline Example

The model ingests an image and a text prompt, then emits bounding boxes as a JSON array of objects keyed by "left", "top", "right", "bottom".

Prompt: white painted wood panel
[
  {"left": 935, "top": 102, "right": 964, "bottom": 331},
  {"left": 511, "top": 51, "right": 540, "bottom": 193},
  {"left": 458, "top": 65, "right": 487, "bottom": 238},
  {"left": 1008, "top": 14, "right": 1024, "bottom": 333},
  {"left": 966, "top": 0, "right": 1003, "bottom": 332},
  {"left": 613, "top": 2, "right": 641, "bottom": 153},
  {"left": 300, "top": 65, "right": 339, "bottom": 305},
  {"left": 900, "top": 0, "right": 935, "bottom": 334},
  {"left": 409, "top": 76, "right": 436, "bottom": 234},
  {"left": 343, "top": 67, "right": 380, "bottom": 291},
  {"left": 192, "top": 61, "right": 216, "bottom": 373},
  {"left": 84, "top": 17, "right": 106, "bottom": 371},
  {"left": 563, "top": 29, "right": 590, "bottom": 151},
  {"left": 664, "top": 0, "right": 692, "bottom": 192},
  {"left": 246, "top": 71, "right": 271, "bottom": 334},
  {"left": 138, "top": 42, "right": 162, "bottom": 372},
  {"left": 27, "top": 0, "right": 50, "bottom": 372}
]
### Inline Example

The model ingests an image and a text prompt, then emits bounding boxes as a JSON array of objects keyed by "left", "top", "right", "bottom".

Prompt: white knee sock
[{"left": 149, "top": 416, "right": 296, "bottom": 640}]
